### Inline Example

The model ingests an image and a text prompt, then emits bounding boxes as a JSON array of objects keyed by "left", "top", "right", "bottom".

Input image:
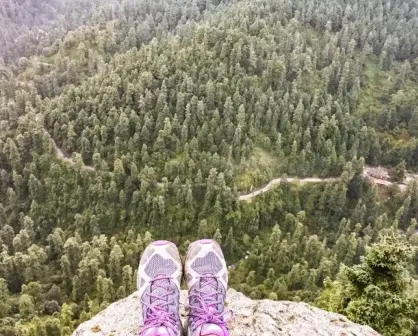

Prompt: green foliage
[
  {"left": 1, "top": 0, "right": 418, "bottom": 334},
  {"left": 389, "top": 161, "right": 406, "bottom": 183},
  {"left": 19, "top": 294, "right": 35, "bottom": 320},
  {"left": 0, "top": 279, "right": 11, "bottom": 318},
  {"left": 317, "top": 235, "right": 418, "bottom": 336},
  {"left": 359, "top": 61, "right": 418, "bottom": 168}
]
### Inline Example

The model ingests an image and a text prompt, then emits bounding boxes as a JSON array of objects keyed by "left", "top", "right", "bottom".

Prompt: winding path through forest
[
  {"left": 238, "top": 168, "right": 415, "bottom": 201},
  {"left": 52, "top": 141, "right": 415, "bottom": 201},
  {"left": 53, "top": 142, "right": 95, "bottom": 172},
  {"left": 238, "top": 177, "right": 339, "bottom": 201}
]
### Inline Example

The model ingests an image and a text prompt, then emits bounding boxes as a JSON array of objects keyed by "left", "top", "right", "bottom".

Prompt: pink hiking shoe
[
  {"left": 185, "top": 239, "right": 230, "bottom": 336},
  {"left": 137, "top": 241, "right": 183, "bottom": 336}
]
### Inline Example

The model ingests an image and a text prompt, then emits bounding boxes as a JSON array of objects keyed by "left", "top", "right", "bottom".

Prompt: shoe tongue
[
  {"left": 201, "top": 277, "right": 217, "bottom": 289},
  {"left": 150, "top": 277, "right": 170, "bottom": 308},
  {"left": 200, "top": 276, "right": 218, "bottom": 303},
  {"left": 199, "top": 276, "right": 223, "bottom": 316},
  {"left": 199, "top": 324, "right": 225, "bottom": 336},
  {"left": 142, "top": 326, "right": 172, "bottom": 336},
  {"left": 144, "top": 278, "right": 175, "bottom": 334}
]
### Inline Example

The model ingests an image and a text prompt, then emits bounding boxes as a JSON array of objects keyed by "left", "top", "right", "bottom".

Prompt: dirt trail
[
  {"left": 238, "top": 168, "right": 416, "bottom": 201},
  {"left": 53, "top": 143, "right": 95, "bottom": 172},
  {"left": 238, "top": 177, "right": 338, "bottom": 201},
  {"left": 52, "top": 139, "right": 416, "bottom": 200}
]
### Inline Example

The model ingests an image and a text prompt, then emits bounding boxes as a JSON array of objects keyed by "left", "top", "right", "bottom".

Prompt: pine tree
[
  {"left": 318, "top": 235, "right": 418, "bottom": 336},
  {"left": 213, "top": 229, "right": 222, "bottom": 244},
  {"left": 109, "top": 244, "right": 123, "bottom": 286},
  {"left": 19, "top": 294, "right": 35, "bottom": 320},
  {"left": 0, "top": 279, "right": 11, "bottom": 318},
  {"left": 223, "top": 227, "right": 234, "bottom": 259}
]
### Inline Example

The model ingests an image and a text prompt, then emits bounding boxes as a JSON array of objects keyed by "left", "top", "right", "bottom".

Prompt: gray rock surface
[{"left": 72, "top": 289, "right": 380, "bottom": 336}]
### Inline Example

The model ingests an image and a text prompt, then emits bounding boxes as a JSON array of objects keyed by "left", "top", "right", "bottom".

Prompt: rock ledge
[{"left": 72, "top": 289, "right": 380, "bottom": 336}]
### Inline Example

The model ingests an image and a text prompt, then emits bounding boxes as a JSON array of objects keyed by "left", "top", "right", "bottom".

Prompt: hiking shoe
[
  {"left": 137, "top": 240, "right": 183, "bottom": 336},
  {"left": 185, "top": 239, "right": 229, "bottom": 336}
]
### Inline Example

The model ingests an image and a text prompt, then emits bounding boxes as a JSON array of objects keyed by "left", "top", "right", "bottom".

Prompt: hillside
[{"left": 1, "top": 0, "right": 418, "bottom": 335}]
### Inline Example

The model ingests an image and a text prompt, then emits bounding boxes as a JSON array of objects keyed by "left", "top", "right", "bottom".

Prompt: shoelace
[
  {"left": 140, "top": 276, "right": 177, "bottom": 334},
  {"left": 188, "top": 276, "right": 231, "bottom": 330}
]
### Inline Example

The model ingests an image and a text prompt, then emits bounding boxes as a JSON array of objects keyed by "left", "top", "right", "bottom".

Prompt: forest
[{"left": 0, "top": 0, "right": 418, "bottom": 335}]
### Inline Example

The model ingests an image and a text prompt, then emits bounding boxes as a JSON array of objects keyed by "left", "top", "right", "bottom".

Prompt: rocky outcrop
[{"left": 72, "top": 289, "right": 380, "bottom": 336}]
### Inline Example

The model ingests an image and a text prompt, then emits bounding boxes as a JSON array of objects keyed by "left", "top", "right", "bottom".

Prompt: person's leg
[
  {"left": 137, "top": 240, "right": 183, "bottom": 336},
  {"left": 184, "top": 239, "right": 229, "bottom": 336}
]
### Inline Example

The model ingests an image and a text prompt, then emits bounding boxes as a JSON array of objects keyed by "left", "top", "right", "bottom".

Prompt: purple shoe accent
[
  {"left": 140, "top": 276, "right": 177, "bottom": 336},
  {"left": 197, "top": 239, "right": 213, "bottom": 244},
  {"left": 200, "top": 324, "right": 228, "bottom": 336},
  {"left": 186, "top": 240, "right": 212, "bottom": 257},
  {"left": 138, "top": 241, "right": 182, "bottom": 336},
  {"left": 186, "top": 240, "right": 230, "bottom": 336},
  {"left": 152, "top": 240, "right": 171, "bottom": 246},
  {"left": 188, "top": 276, "right": 229, "bottom": 335},
  {"left": 142, "top": 325, "right": 173, "bottom": 336}
]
